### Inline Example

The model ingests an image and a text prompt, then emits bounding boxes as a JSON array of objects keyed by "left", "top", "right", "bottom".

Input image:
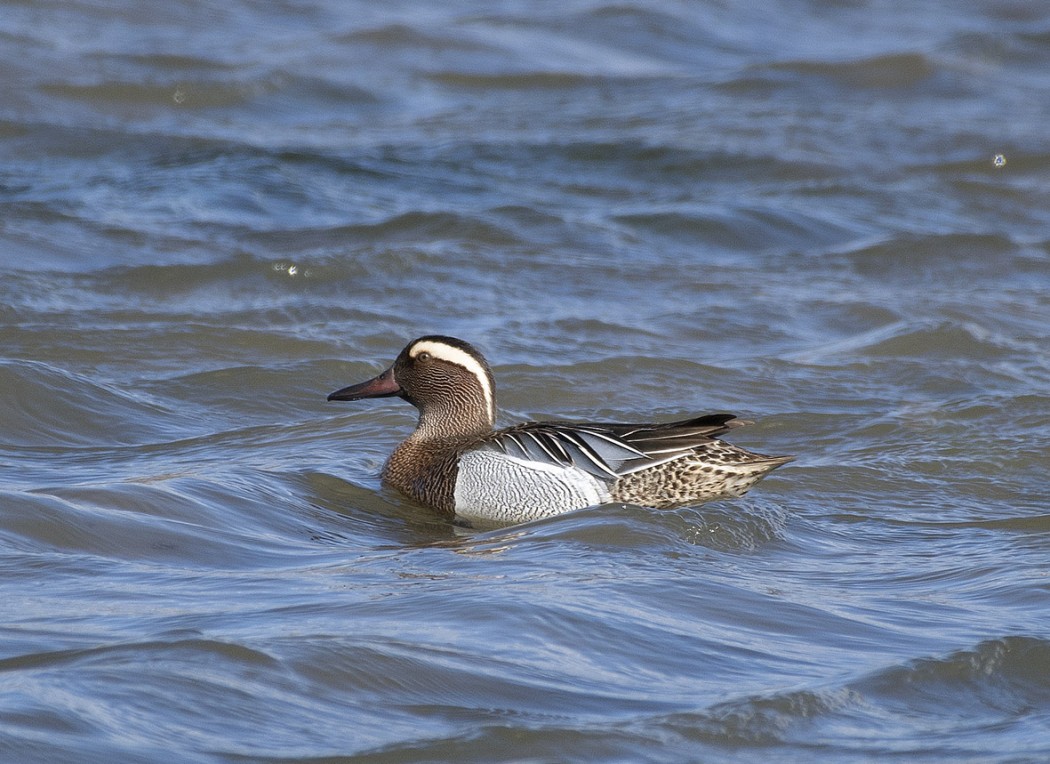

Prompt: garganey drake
[{"left": 328, "top": 335, "right": 792, "bottom": 526}]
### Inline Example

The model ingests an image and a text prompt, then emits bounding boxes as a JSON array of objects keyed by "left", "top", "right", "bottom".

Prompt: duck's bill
[{"left": 327, "top": 366, "right": 401, "bottom": 401}]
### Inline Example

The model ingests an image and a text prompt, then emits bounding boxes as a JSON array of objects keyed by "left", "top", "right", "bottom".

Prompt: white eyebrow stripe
[{"left": 410, "top": 339, "right": 495, "bottom": 423}]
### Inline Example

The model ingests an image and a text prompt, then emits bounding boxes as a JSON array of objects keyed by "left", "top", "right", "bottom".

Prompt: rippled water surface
[{"left": 2, "top": 1, "right": 1050, "bottom": 762}]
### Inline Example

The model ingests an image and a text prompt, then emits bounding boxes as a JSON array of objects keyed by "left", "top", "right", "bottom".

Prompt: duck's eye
[{"left": 416, "top": 351, "right": 431, "bottom": 362}]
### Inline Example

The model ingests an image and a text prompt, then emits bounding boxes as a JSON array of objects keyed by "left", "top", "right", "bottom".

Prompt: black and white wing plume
[{"left": 484, "top": 414, "right": 745, "bottom": 480}]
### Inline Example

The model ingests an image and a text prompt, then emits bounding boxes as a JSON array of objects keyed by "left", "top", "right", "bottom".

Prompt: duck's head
[{"left": 327, "top": 335, "right": 496, "bottom": 438}]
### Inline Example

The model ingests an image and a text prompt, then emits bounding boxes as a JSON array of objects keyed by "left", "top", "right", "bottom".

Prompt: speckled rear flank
[{"left": 609, "top": 443, "right": 792, "bottom": 508}]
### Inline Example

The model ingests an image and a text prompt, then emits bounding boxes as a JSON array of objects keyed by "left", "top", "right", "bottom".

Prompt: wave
[
  {"left": 772, "top": 52, "right": 936, "bottom": 90},
  {"left": 788, "top": 316, "right": 1041, "bottom": 366},
  {"left": 644, "top": 636, "right": 1050, "bottom": 754},
  {"left": 0, "top": 360, "right": 174, "bottom": 448},
  {"left": 614, "top": 204, "right": 855, "bottom": 254}
]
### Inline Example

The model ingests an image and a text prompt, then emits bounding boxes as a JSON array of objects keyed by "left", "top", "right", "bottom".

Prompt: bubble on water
[
  {"left": 272, "top": 262, "right": 307, "bottom": 278},
  {"left": 993, "top": 153, "right": 1006, "bottom": 168}
]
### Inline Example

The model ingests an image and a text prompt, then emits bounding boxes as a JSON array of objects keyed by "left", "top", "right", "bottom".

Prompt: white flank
[
  {"left": 453, "top": 449, "right": 610, "bottom": 524},
  {"left": 409, "top": 339, "right": 496, "bottom": 423}
]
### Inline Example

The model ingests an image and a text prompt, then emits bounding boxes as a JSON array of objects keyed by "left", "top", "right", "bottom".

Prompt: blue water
[{"left": 2, "top": 1, "right": 1049, "bottom": 762}]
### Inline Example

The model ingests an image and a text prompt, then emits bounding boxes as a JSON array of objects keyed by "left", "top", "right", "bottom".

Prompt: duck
[{"left": 327, "top": 335, "right": 792, "bottom": 526}]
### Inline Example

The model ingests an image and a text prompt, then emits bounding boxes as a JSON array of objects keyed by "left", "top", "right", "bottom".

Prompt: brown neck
[{"left": 411, "top": 404, "right": 493, "bottom": 441}]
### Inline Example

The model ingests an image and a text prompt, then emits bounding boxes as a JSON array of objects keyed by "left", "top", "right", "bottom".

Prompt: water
[{"left": 2, "top": 1, "right": 1049, "bottom": 761}]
